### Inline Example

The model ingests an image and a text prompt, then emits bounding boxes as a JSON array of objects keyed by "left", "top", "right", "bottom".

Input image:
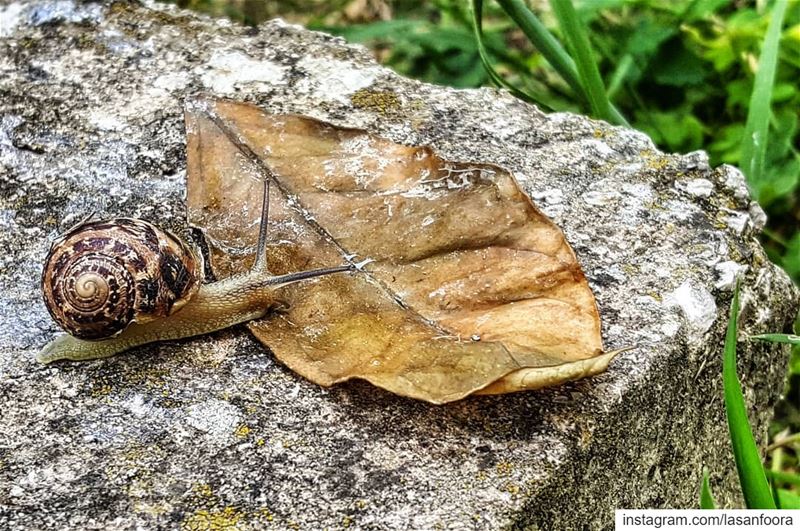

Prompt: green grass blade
[
  {"left": 549, "top": 0, "right": 611, "bottom": 122},
  {"left": 492, "top": 0, "right": 627, "bottom": 125},
  {"left": 771, "top": 479, "right": 782, "bottom": 509},
  {"left": 700, "top": 467, "right": 716, "bottom": 509},
  {"left": 495, "top": 0, "right": 583, "bottom": 98},
  {"left": 607, "top": 101, "right": 629, "bottom": 126},
  {"left": 740, "top": 0, "right": 789, "bottom": 197},
  {"left": 606, "top": 54, "right": 633, "bottom": 100},
  {"left": 777, "top": 488, "right": 800, "bottom": 509},
  {"left": 470, "top": 0, "right": 546, "bottom": 105},
  {"left": 724, "top": 281, "right": 776, "bottom": 509},
  {"left": 751, "top": 333, "right": 800, "bottom": 345},
  {"left": 766, "top": 470, "right": 800, "bottom": 487}
]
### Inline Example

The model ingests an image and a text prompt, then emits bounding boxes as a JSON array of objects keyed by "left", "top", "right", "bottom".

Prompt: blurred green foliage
[{"left": 318, "top": 1, "right": 529, "bottom": 88}]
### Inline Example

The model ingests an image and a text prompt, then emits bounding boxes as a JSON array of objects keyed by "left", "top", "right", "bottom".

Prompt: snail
[{"left": 37, "top": 178, "right": 354, "bottom": 363}]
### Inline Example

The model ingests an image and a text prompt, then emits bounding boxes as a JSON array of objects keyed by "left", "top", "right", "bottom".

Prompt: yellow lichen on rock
[
  {"left": 182, "top": 507, "right": 244, "bottom": 531},
  {"left": 350, "top": 89, "right": 401, "bottom": 115}
]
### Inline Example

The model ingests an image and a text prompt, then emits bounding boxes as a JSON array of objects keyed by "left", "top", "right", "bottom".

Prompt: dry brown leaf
[{"left": 184, "top": 97, "right": 618, "bottom": 404}]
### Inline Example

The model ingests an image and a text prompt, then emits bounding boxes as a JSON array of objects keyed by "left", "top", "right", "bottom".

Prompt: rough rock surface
[{"left": 0, "top": 1, "right": 797, "bottom": 529}]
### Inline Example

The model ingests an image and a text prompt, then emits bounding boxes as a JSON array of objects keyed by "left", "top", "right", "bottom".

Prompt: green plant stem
[
  {"left": 606, "top": 54, "right": 633, "bottom": 100},
  {"left": 495, "top": 0, "right": 583, "bottom": 96},
  {"left": 493, "top": 0, "right": 627, "bottom": 125},
  {"left": 470, "top": 0, "right": 547, "bottom": 105},
  {"left": 766, "top": 470, "right": 800, "bottom": 486},
  {"left": 751, "top": 333, "right": 800, "bottom": 345},
  {"left": 700, "top": 467, "right": 716, "bottom": 509},
  {"left": 740, "top": 0, "right": 789, "bottom": 196},
  {"left": 724, "top": 281, "right": 777, "bottom": 509},
  {"left": 549, "top": 0, "right": 611, "bottom": 121},
  {"left": 766, "top": 433, "right": 800, "bottom": 452}
]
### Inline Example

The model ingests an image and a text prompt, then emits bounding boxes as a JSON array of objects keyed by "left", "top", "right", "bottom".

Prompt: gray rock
[{"left": 0, "top": 1, "right": 797, "bottom": 529}]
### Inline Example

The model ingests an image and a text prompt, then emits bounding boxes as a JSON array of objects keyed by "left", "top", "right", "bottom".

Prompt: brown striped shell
[{"left": 41, "top": 218, "right": 202, "bottom": 340}]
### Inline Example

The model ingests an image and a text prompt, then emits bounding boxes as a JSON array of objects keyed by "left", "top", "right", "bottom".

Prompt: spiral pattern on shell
[{"left": 42, "top": 218, "right": 202, "bottom": 340}]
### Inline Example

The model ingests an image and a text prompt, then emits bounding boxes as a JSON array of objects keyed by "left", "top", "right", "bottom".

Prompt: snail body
[
  {"left": 39, "top": 269, "right": 284, "bottom": 363},
  {"left": 38, "top": 180, "right": 353, "bottom": 364}
]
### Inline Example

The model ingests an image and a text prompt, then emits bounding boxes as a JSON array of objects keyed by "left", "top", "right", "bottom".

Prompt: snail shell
[{"left": 41, "top": 218, "right": 202, "bottom": 340}]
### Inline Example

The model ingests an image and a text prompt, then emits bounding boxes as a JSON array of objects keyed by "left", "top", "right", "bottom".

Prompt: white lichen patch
[
  {"left": 663, "top": 282, "right": 717, "bottom": 339},
  {"left": 611, "top": 161, "right": 645, "bottom": 175},
  {"left": 660, "top": 318, "right": 681, "bottom": 338},
  {"left": 714, "top": 261, "right": 748, "bottom": 290},
  {"left": 621, "top": 182, "right": 654, "bottom": 202},
  {"left": 581, "top": 178, "right": 628, "bottom": 208},
  {"left": 120, "top": 393, "right": 162, "bottom": 419},
  {"left": 30, "top": 52, "right": 93, "bottom": 85},
  {"left": 676, "top": 178, "right": 714, "bottom": 198},
  {"left": 680, "top": 150, "right": 710, "bottom": 171},
  {"left": 198, "top": 50, "right": 287, "bottom": 93},
  {"left": 719, "top": 165, "right": 751, "bottom": 201},
  {"left": 581, "top": 138, "right": 616, "bottom": 158},
  {"left": 723, "top": 210, "right": 751, "bottom": 235},
  {"left": 15, "top": 457, "right": 83, "bottom": 497},
  {"left": 0, "top": 208, "right": 18, "bottom": 232},
  {"left": 479, "top": 112, "right": 527, "bottom": 140},
  {"left": 99, "top": 28, "right": 141, "bottom": 57},
  {"left": 660, "top": 199, "right": 702, "bottom": 222},
  {"left": 529, "top": 187, "right": 565, "bottom": 218},
  {"left": 295, "top": 56, "right": 383, "bottom": 104},
  {"left": 153, "top": 72, "right": 190, "bottom": 92},
  {"left": 611, "top": 128, "right": 656, "bottom": 151},
  {"left": 0, "top": 3, "right": 25, "bottom": 37},
  {"left": 653, "top": 266, "right": 672, "bottom": 279},
  {"left": 604, "top": 264, "right": 629, "bottom": 283},
  {"left": 679, "top": 239, "right": 730, "bottom": 268},
  {"left": 88, "top": 110, "right": 127, "bottom": 131},
  {"left": 619, "top": 183, "right": 655, "bottom": 221},
  {"left": 28, "top": 0, "right": 102, "bottom": 27},
  {"left": 748, "top": 203, "right": 767, "bottom": 231},
  {"left": 185, "top": 399, "right": 242, "bottom": 444},
  {"left": 0, "top": 114, "right": 22, "bottom": 148},
  {"left": 582, "top": 189, "right": 622, "bottom": 207},
  {"left": 362, "top": 442, "right": 416, "bottom": 470}
]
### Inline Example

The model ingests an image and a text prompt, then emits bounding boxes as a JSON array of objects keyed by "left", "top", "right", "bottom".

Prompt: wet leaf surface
[{"left": 185, "top": 98, "right": 615, "bottom": 403}]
